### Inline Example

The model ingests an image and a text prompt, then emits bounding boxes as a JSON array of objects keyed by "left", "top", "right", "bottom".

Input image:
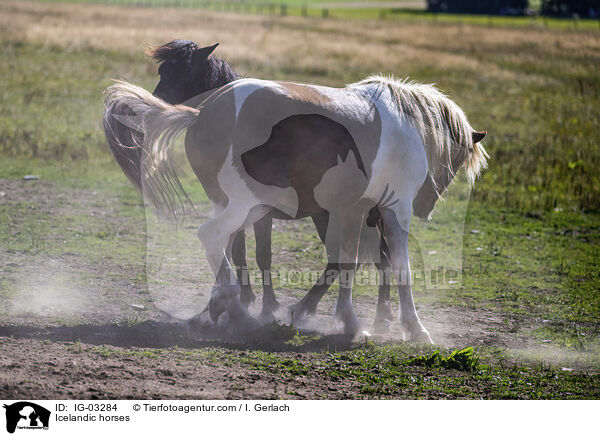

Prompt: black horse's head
[{"left": 147, "top": 40, "right": 238, "bottom": 104}]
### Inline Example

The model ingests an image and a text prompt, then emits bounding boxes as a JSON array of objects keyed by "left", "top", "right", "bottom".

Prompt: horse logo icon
[{"left": 2, "top": 402, "right": 50, "bottom": 434}]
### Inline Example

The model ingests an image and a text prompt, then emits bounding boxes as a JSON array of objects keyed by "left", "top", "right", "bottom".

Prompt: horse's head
[
  {"left": 413, "top": 130, "right": 487, "bottom": 219},
  {"left": 148, "top": 40, "right": 234, "bottom": 104}
]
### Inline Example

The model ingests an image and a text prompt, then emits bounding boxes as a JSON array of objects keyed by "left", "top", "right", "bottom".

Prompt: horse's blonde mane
[{"left": 350, "top": 74, "right": 487, "bottom": 186}]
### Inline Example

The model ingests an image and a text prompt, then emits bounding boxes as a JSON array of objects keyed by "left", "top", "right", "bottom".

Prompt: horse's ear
[
  {"left": 193, "top": 43, "right": 219, "bottom": 62},
  {"left": 472, "top": 131, "right": 487, "bottom": 143}
]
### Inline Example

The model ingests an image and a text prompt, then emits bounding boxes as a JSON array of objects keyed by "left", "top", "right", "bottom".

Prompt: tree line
[{"left": 426, "top": 0, "right": 598, "bottom": 17}]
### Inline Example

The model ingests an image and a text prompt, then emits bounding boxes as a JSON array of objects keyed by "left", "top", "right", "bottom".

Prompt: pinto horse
[
  {"left": 105, "top": 40, "right": 398, "bottom": 329},
  {"left": 104, "top": 73, "right": 487, "bottom": 341}
]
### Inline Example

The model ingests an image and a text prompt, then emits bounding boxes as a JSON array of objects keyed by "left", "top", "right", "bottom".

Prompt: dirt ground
[
  {"left": 0, "top": 177, "right": 589, "bottom": 399},
  {"left": 0, "top": 309, "right": 538, "bottom": 400}
]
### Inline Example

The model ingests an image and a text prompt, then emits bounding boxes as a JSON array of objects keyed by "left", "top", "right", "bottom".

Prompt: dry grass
[{"left": 2, "top": 0, "right": 599, "bottom": 86}]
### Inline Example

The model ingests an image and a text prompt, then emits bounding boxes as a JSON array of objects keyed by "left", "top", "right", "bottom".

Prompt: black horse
[{"left": 104, "top": 40, "right": 394, "bottom": 329}]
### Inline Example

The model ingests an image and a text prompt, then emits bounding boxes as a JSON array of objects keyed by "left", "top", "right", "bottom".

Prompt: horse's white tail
[{"left": 103, "top": 80, "right": 200, "bottom": 219}]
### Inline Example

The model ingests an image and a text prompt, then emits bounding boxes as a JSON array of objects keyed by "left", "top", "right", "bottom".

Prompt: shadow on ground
[{"left": 0, "top": 319, "right": 361, "bottom": 352}]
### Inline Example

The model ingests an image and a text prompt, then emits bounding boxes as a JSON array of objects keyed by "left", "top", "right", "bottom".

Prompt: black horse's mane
[
  {"left": 204, "top": 56, "right": 239, "bottom": 88},
  {"left": 147, "top": 39, "right": 239, "bottom": 89},
  {"left": 147, "top": 39, "right": 198, "bottom": 63}
]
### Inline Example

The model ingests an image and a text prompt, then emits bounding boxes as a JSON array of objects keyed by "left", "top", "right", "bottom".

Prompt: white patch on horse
[
  {"left": 232, "top": 79, "right": 281, "bottom": 119},
  {"left": 361, "top": 88, "right": 428, "bottom": 231},
  {"left": 218, "top": 148, "right": 299, "bottom": 218},
  {"left": 197, "top": 147, "right": 300, "bottom": 272},
  {"left": 314, "top": 151, "right": 378, "bottom": 264}
]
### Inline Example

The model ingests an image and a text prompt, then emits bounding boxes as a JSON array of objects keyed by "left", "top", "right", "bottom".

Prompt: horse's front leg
[
  {"left": 331, "top": 215, "right": 363, "bottom": 336},
  {"left": 231, "top": 229, "right": 256, "bottom": 308},
  {"left": 335, "top": 262, "right": 361, "bottom": 336},
  {"left": 381, "top": 205, "right": 432, "bottom": 343},
  {"left": 253, "top": 216, "right": 280, "bottom": 321}
]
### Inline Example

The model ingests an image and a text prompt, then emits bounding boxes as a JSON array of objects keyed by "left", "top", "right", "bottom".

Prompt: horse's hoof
[
  {"left": 289, "top": 302, "right": 315, "bottom": 324},
  {"left": 373, "top": 318, "right": 392, "bottom": 333},
  {"left": 227, "top": 297, "right": 261, "bottom": 333},
  {"left": 408, "top": 330, "right": 434, "bottom": 345},
  {"left": 412, "top": 329, "right": 434, "bottom": 344},
  {"left": 268, "top": 299, "right": 281, "bottom": 312},
  {"left": 187, "top": 311, "right": 211, "bottom": 332},
  {"left": 239, "top": 286, "right": 256, "bottom": 308},
  {"left": 261, "top": 296, "right": 280, "bottom": 317},
  {"left": 374, "top": 303, "right": 393, "bottom": 326},
  {"left": 343, "top": 317, "right": 362, "bottom": 336},
  {"left": 259, "top": 310, "right": 277, "bottom": 324},
  {"left": 335, "top": 309, "right": 362, "bottom": 337},
  {"left": 401, "top": 322, "right": 434, "bottom": 344},
  {"left": 235, "top": 314, "right": 261, "bottom": 334},
  {"left": 208, "top": 297, "right": 227, "bottom": 322}
]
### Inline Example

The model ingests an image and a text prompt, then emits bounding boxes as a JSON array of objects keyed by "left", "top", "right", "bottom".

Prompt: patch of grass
[
  {"left": 456, "top": 207, "right": 600, "bottom": 324},
  {"left": 73, "top": 340, "right": 83, "bottom": 353},
  {"left": 92, "top": 345, "right": 160, "bottom": 359},
  {"left": 225, "top": 343, "right": 600, "bottom": 398},
  {"left": 407, "top": 346, "right": 480, "bottom": 371},
  {"left": 531, "top": 323, "right": 599, "bottom": 352},
  {"left": 116, "top": 316, "right": 143, "bottom": 328}
]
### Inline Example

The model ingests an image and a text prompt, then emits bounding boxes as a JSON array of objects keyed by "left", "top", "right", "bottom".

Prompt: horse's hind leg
[
  {"left": 253, "top": 216, "right": 280, "bottom": 321},
  {"left": 290, "top": 212, "right": 392, "bottom": 329},
  {"left": 374, "top": 240, "right": 394, "bottom": 332},
  {"left": 289, "top": 262, "right": 339, "bottom": 323},
  {"left": 381, "top": 204, "right": 432, "bottom": 343},
  {"left": 289, "top": 212, "right": 340, "bottom": 323},
  {"left": 231, "top": 229, "right": 256, "bottom": 308}
]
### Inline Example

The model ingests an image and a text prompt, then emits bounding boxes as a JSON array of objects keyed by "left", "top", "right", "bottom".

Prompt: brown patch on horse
[
  {"left": 241, "top": 114, "right": 366, "bottom": 216},
  {"left": 233, "top": 84, "right": 382, "bottom": 181},
  {"left": 280, "top": 82, "right": 332, "bottom": 106}
]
